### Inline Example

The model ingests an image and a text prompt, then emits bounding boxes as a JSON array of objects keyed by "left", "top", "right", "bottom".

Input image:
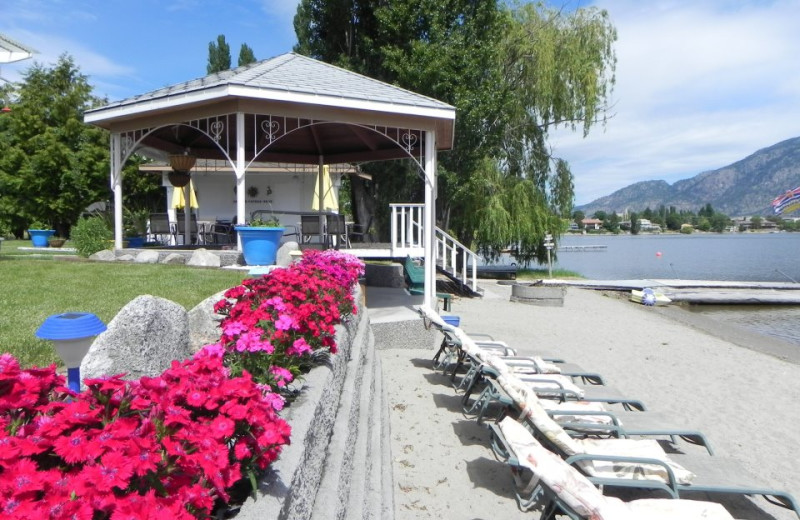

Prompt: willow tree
[{"left": 294, "top": 1, "right": 616, "bottom": 263}]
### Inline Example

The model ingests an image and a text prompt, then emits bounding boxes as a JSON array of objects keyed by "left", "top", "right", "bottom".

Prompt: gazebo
[{"left": 84, "top": 52, "right": 456, "bottom": 309}]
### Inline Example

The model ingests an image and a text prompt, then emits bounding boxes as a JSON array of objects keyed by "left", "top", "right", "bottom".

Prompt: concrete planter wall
[{"left": 510, "top": 282, "right": 566, "bottom": 307}]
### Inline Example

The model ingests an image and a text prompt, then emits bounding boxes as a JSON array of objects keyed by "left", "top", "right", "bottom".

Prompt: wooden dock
[{"left": 538, "top": 279, "right": 800, "bottom": 304}]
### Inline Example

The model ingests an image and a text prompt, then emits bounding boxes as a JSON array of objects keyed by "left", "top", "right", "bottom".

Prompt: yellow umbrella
[
  {"left": 312, "top": 165, "right": 338, "bottom": 211},
  {"left": 172, "top": 180, "right": 198, "bottom": 209}
]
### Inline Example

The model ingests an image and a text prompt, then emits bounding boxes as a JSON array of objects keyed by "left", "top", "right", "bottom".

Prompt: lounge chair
[
  {"left": 496, "top": 377, "right": 800, "bottom": 519},
  {"left": 491, "top": 417, "right": 736, "bottom": 519}
]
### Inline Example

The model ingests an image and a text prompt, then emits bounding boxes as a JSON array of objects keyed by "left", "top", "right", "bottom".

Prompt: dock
[{"left": 538, "top": 279, "right": 800, "bottom": 304}]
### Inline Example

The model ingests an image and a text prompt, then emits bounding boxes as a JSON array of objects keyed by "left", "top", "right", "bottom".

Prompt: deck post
[
  {"left": 424, "top": 130, "right": 437, "bottom": 309},
  {"left": 235, "top": 112, "right": 246, "bottom": 250},
  {"left": 111, "top": 133, "right": 123, "bottom": 249}
]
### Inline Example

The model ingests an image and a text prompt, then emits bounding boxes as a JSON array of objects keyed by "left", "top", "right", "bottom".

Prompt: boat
[{"left": 630, "top": 288, "right": 671, "bottom": 306}]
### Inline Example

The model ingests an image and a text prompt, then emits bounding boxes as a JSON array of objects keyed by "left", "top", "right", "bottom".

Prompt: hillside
[{"left": 578, "top": 136, "right": 800, "bottom": 216}]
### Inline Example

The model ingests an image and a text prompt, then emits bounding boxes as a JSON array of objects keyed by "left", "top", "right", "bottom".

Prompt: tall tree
[
  {"left": 207, "top": 35, "right": 232, "bottom": 74},
  {"left": 293, "top": 1, "right": 616, "bottom": 263},
  {"left": 0, "top": 55, "right": 110, "bottom": 237},
  {"left": 238, "top": 43, "right": 256, "bottom": 67}
]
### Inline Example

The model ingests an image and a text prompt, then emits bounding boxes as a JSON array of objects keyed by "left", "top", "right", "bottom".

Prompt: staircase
[{"left": 390, "top": 203, "right": 480, "bottom": 297}]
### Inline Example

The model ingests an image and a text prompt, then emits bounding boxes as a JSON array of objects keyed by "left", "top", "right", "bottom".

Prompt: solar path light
[{"left": 36, "top": 312, "right": 106, "bottom": 393}]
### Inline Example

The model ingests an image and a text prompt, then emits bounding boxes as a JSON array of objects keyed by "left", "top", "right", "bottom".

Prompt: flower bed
[{"left": 0, "top": 250, "right": 365, "bottom": 519}]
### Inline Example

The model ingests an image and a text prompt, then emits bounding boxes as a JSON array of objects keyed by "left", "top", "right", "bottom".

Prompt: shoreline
[{"left": 600, "top": 290, "right": 800, "bottom": 365}]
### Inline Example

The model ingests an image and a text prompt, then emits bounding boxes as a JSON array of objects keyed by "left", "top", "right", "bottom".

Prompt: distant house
[
  {"left": 582, "top": 218, "right": 603, "bottom": 230},
  {"left": 638, "top": 219, "right": 662, "bottom": 232}
]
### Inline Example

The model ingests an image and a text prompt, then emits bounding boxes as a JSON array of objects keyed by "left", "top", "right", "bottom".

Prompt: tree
[
  {"left": 0, "top": 55, "right": 110, "bottom": 237},
  {"left": 293, "top": 0, "right": 617, "bottom": 263},
  {"left": 750, "top": 215, "right": 763, "bottom": 230},
  {"left": 207, "top": 35, "right": 231, "bottom": 74},
  {"left": 238, "top": 43, "right": 256, "bottom": 67},
  {"left": 572, "top": 210, "right": 585, "bottom": 230},
  {"left": 629, "top": 211, "right": 640, "bottom": 235}
]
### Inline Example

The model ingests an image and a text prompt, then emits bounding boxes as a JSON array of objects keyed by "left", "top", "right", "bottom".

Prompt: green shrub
[
  {"left": 680, "top": 225, "right": 694, "bottom": 234},
  {"left": 71, "top": 216, "right": 112, "bottom": 257}
]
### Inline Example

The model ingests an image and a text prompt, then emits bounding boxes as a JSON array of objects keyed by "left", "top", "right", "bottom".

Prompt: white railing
[
  {"left": 436, "top": 227, "right": 478, "bottom": 292},
  {"left": 390, "top": 203, "right": 425, "bottom": 257},
  {"left": 390, "top": 203, "right": 477, "bottom": 292}
]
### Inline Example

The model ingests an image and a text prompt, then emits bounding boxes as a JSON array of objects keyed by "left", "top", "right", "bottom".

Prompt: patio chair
[
  {"left": 175, "top": 214, "right": 199, "bottom": 245},
  {"left": 207, "top": 219, "right": 235, "bottom": 245},
  {"left": 494, "top": 371, "right": 713, "bottom": 455},
  {"left": 325, "top": 214, "right": 349, "bottom": 249},
  {"left": 148, "top": 213, "right": 173, "bottom": 244},
  {"left": 491, "top": 417, "right": 736, "bottom": 520},
  {"left": 495, "top": 379, "right": 800, "bottom": 519},
  {"left": 300, "top": 215, "right": 324, "bottom": 245},
  {"left": 348, "top": 216, "right": 373, "bottom": 243}
]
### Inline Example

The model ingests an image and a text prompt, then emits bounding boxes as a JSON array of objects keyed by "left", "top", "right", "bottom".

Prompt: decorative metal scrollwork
[
  {"left": 261, "top": 119, "right": 281, "bottom": 143},
  {"left": 401, "top": 132, "right": 418, "bottom": 153},
  {"left": 210, "top": 121, "right": 224, "bottom": 142}
]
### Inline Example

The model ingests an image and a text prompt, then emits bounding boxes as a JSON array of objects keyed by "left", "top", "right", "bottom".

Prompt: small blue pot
[
  {"left": 126, "top": 236, "right": 145, "bottom": 248},
  {"left": 236, "top": 226, "right": 285, "bottom": 266},
  {"left": 29, "top": 229, "right": 55, "bottom": 247}
]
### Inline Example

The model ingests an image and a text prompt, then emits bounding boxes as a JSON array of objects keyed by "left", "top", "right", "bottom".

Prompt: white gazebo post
[
  {"left": 318, "top": 156, "right": 325, "bottom": 243},
  {"left": 235, "top": 112, "right": 246, "bottom": 248},
  {"left": 111, "top": 133, "right": 123, "bottom": 249},
  {"left": 423, "top": 130, "right": 437, "bottom": 309}
]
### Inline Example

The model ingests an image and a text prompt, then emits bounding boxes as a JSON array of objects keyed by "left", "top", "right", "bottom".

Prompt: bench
[{"left": 403, "top": 256, "right": 452, "bottom": 311}]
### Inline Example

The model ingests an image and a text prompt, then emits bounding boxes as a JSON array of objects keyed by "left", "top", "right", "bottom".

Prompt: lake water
[{"left": 550, "top": 233, "right": 800, "bottom": 346}]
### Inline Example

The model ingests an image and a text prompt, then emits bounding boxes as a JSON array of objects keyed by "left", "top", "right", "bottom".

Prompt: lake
[
  {"left": 550, "top": 233, "right": 800, "bottom": 346},
  {"left": 554, "top": 232, "right": 800, "bottom": 282}
]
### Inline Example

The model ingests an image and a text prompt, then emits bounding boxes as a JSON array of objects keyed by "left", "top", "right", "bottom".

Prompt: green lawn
[
  {"left": 517, "top": 267, "right": 583, "bottom": 280},
  {"left": 0, "top": 240, "right": 245, "bottom": 368}
]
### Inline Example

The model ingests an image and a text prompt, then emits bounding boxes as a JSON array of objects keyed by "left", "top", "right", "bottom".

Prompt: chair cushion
[
  {"left": 539, "top": 400, "right": 615, "bottom": 427},
  {"left": 576, "top": 438, "right": 695, "bottom": 485}
]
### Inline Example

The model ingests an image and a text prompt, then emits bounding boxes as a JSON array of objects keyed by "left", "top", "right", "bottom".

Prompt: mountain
[{"left": 577, "top": 136, "right": 800, "bottom": 216}]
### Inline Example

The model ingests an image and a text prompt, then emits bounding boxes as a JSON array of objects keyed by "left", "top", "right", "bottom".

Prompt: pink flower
[
  {"left": 269, "top": 367, "right": 294, "bottom": 388},
  {"left": 274, "top": 314, "right": 295, "bottom": 331},
  {"left": 222, "top": 320, "right": 248, "bottom": 336},
  {"left": 288, "top": 338, "right": 313, "bottom": 356}
]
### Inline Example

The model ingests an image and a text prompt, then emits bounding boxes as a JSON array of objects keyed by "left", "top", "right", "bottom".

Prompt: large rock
[
  {"left": 187, "top": 248, "right": 221, "bottom": 268},
  {"left": 161, "top": 253, "right": 186, "bottom": 264},
  {"left": 135, "top": 250, "right": 160, "bottom": 264},
  {"left": 90, "top": 250, "right": 116, "bottom": 262},
  {"left": 277, "top": 241, "right": 300, "bottom": 267},
  {"left": 187, "top": 290, "right": 227, "bottom": 353},
  {"left": 81, "top": 295, "right": 191, "bottom": 381}
]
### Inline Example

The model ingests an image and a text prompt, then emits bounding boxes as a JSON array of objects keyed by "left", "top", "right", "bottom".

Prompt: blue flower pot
[
  {"left": 126, "top": 236, "right": 145, "bottom": 248},
  {"left": 236, "top": 226, "right": 285, "bottom": 266},
  {"left": 29, "top": 229, "right": 55, "bottom": 248}
]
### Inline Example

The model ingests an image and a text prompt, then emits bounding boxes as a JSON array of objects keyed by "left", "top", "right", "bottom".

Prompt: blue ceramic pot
[
  {"left": 235, "top": 226, "right": 285, "bottom": 265},
  {"left": 29, "top": 229, "right": 55, "bottom": 248}
]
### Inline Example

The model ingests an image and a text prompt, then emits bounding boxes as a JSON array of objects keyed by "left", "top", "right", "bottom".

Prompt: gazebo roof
[
  {"left": 0, "top": 33, "right": 36, "bottom": 64},
  {"left": 85, "top": 53, "right": 455, "bottom": 164},
  {"left": 89, "top": 53, "right": 453, "bottom": 117}
]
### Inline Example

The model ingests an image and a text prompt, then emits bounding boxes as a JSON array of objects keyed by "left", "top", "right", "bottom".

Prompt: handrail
[{"left": 389, "top": 203, "right": 477, "bottom": 293}]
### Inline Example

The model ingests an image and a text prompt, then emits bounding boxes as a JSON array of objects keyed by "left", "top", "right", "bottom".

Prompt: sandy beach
[{"left": 383, "top": 282, "right": 800, "bottom": 520}]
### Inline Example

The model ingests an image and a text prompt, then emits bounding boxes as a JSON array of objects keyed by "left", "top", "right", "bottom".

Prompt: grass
[
  {"left": 517, "top": 268, "right": 583, "bottom": 280},
  {"left": 0, "top": 240, "right": 246, "bottom": 368}
]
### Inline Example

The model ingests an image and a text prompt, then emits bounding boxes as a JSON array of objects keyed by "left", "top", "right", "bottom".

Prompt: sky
[{"left": 1, "top": 0, "right": 798, "bottom": 205}]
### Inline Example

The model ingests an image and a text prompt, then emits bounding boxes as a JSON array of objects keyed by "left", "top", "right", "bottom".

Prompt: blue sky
[{"left": 2, "top": 0, "right": 799, "bottom": 205}]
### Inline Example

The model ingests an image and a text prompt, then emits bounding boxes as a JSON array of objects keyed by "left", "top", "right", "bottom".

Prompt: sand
[{"left": 383, "top": 282, "right": 800, "bottom": 520}]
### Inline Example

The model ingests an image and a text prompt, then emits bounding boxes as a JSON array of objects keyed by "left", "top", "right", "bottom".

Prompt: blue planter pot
[
  {"left": 236, "top": 226, "right": 285, "bottom": 266},
  {"left": 126, "top": 236, "right": 145, "bottom": 248},
  {"left": 29, "top": 229, "right": 55, "bottom": 248}
]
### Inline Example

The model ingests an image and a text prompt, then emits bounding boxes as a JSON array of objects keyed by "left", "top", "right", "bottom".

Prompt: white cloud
[{"left": 551, "top": 0, "right": 800, "bottom": 204}]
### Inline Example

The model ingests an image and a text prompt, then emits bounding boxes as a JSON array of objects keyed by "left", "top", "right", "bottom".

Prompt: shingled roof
[{"left": 86, "top": 52, "right": 454, "bottom": 120}]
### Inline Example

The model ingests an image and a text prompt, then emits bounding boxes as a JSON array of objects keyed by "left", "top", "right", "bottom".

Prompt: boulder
[
  {"left": 90, "top": 250, "right": 116, "bottom": 262},
  {"left": 161, "top": 253, "right": 186, "bottom": 264},
  {"left": 135, "top": 250, "right": 160, "bottom": 264},
  {"left": 276, "top": 241, "right": 300, "bottom": 267},
  {"left": 187, "top": 248, "right": 221, "bottom": 268},
  {"left": 117, "top": 254, "right": 135, "bottom": 262},
  {"left": 187, "top": 290, "right": 227, "bottom": 354},
  {"left": 81, "top": 295, "right": 191, "bottom": 381}
]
